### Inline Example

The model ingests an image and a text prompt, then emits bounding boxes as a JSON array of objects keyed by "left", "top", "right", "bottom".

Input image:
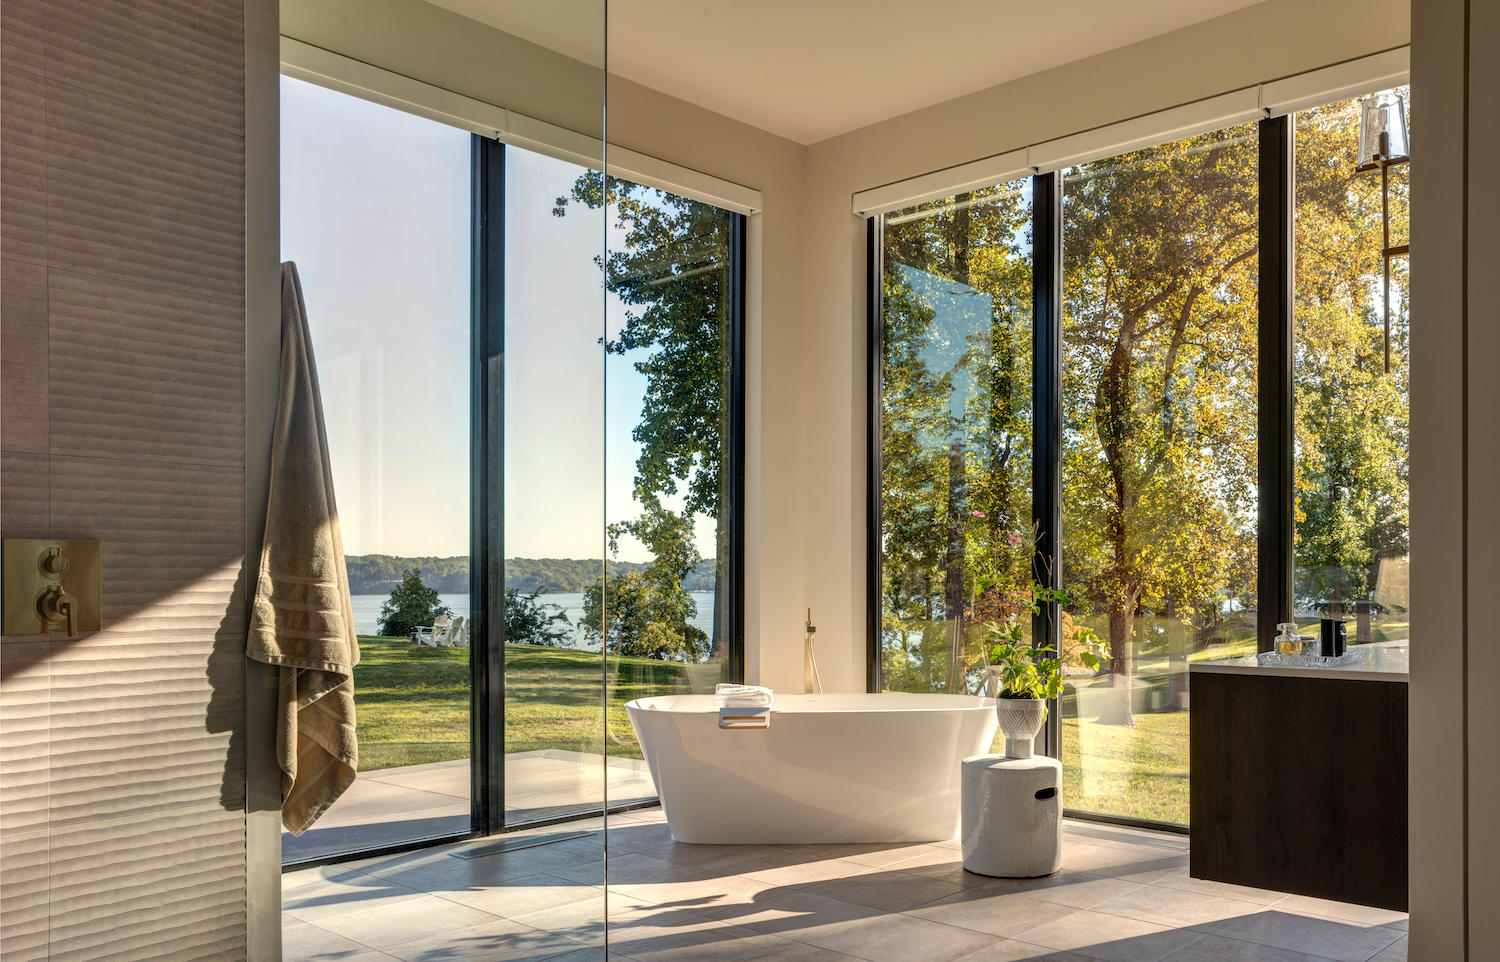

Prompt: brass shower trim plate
[{"left": 2, "top": 538, "right": 102, "bottom": 636}]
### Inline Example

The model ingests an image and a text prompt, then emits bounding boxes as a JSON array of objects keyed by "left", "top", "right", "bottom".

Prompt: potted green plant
[{"left": 985, "top": 620, "right": 1104, "bottom": 758}]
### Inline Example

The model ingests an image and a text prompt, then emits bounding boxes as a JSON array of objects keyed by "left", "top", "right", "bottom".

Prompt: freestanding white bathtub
[{"left": 625, "top": 692, "right": 998, "bottom": 844}]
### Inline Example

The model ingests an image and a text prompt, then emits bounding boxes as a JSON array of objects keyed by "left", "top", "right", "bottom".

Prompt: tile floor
[
  {"left": 283, "top": 751, "right": 656, "bottom": 863},
  {"left": 282, "top": 808, "right": 1408, "bottom": 962}
]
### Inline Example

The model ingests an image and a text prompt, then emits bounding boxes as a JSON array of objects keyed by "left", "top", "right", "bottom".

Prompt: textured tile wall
[{"left": 0, "top": 0, "right": 249, "bottom": 958}]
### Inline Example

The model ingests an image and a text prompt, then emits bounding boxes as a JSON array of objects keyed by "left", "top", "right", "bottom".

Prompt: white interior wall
[
  {"left": 1407, "top": 3, "right": 1465, "bottom": 956},
  {"left": 281, "top": 0, "right": 602, "bottom": 138},
  {"left": 1410, "top": 1, "right": 1500, "bottom": 957}
]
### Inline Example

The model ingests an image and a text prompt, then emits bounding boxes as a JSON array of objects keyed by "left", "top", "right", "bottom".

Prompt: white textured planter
[{"left": 995, "top": 697, "right": 1047, "bottom": 758}]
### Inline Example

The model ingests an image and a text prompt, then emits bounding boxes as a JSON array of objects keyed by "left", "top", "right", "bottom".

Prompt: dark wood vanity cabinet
[{"left": 1189, "top": 668, "right": 1408, "bottom": 911}]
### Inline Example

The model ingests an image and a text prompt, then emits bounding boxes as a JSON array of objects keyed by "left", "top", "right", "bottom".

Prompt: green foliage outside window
[
  {"left": 559, "top": 173, "right": 732, "bottom": 663},
  {"left": 377, "top": 568, "right": 451, "bottom": 639},
  {"left": 503, "top": 587, "right": 571, "bottom": 647}
]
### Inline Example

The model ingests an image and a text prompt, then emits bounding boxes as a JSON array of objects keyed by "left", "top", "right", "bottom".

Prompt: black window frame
[
  {"left": 471, "top": 139, "right": 752, "bottom": 839},
  {"left": 285, "top": 135, "right": 748, "bottom": 869},
  {"left": 865, "top": 114, "right": 1304, "bottom": 832}
]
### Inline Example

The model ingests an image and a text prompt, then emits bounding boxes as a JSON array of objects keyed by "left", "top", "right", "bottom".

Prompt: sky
[{"left": 280, "top": 76, "right": 712, "bottom": 563}]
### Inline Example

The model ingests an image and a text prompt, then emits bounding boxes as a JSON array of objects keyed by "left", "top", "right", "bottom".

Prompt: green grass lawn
[
  {"left": 1060, "top": 711, "right": 1190, "bottom": 824},
  {"left": 353, "top": 637, "right": 697, "bottom": 772},
  {"left": 359, "top": 622, "right": 1406, "bottom": 825},
  {"left": 358, "top": 633, "right": 1193, "bottom": 823}
]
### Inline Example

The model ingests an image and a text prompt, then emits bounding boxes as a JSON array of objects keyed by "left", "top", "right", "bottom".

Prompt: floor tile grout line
[
  {"left": 1157, "top": 932, "right": 1345, "bottom": 962},
  {"left": 1265, "top": 904, "right": 1410, "bottom": 930},
  {"left": 292, "top": 905, "right": 595, "bottom": 959},
  {"left": 1147, "top": 878, "right": 1295, "bottom": 909},
  {"left": 1174, "top": 915, "right": 1406, "bottom": 960}
]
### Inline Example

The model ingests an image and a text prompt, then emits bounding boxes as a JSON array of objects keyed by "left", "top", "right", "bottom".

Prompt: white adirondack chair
[
  {"left": 412, "top": 614, "right": 449, "bottom": 647},
  {"left": 436, "top": 615, "right": 465, "bottom": 647}
]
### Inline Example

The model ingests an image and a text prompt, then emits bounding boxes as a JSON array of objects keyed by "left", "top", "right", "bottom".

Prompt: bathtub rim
[{"left": 625, "top": 691, "right": 999, "bottom": 714}]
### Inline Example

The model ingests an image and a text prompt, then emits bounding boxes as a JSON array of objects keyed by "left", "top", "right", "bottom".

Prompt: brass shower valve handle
[
  {"left": 40, "top": 546, "right": 71, "bottom": 577},
  {"left": 36, "top": 585, "right": 77, "bottom": 637}
]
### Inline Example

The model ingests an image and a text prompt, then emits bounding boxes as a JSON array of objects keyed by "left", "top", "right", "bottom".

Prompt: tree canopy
[
  {"left": 879, "top": 184, "right": 1035, "bottom": 692},
  {"left": 556, "top": 173, "right": 734, "bottom": 662},
  {"left": 377, "top": 568, "right": 452, "bottom": 638},
  {"left": 876, "top": 93, "right": 1411, "bottom": 723},
  {"left": 503, "top": 587, "right": 572, "bottom": 647}
]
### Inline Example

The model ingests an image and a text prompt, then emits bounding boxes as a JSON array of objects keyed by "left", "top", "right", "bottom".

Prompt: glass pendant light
[
  {"left": 1356, "top": 91, "right": 1410, "bottom": 373},
  {"left": 1357, "top": 92, "right": 1410, "bottom": 171}
]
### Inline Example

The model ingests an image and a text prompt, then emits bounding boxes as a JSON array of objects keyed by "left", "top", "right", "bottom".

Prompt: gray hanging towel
[{"left": 247, "top": 262, "right": 359, "bottom": 834}]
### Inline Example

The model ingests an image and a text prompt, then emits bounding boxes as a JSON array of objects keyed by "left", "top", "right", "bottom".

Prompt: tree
[
  {"left": 378, "top": 568, "right": 451, "bottom": 638},
  {"left": 1290, "top": 95, "right": 1410, "bottom": 619},
  {"left": 877, "top": 184, "right": 1034, "bottom": 693},
  {"left": 580, "top": 505, "right": 710, "bottom": 661},
  {"left": 557, "top": 173, "right": 733, "bottom": 658},
  {"left": 1060, "top": 126, "right": 1261, "bottom": 722},
  {"left": 503, "top": 587, "right": 571, "bottom": 647}
]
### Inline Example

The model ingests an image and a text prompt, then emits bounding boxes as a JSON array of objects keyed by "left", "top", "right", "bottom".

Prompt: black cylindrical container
[{"left": 1319, "top": 618, "right": 1347, "bottom": 657}]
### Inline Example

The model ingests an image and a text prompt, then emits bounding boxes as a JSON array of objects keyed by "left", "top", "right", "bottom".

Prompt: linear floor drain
[{"left": 450, "top": 830, "right": 595, "bottom": 860}]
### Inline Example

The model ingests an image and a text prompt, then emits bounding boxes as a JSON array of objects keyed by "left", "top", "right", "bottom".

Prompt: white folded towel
[
  {"left": 715, "top": 683, "right": 774, "bottom": 709},
  {"left": 718, "top": 706, "right": 771, "bottom": 730}
]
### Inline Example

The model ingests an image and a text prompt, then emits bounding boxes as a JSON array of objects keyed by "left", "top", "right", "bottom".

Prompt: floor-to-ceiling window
[
  {"left": 596, "top": 178, "right": 745, "bottom": 803},
  {"left": 499, "top": 145, "right": 610, "bottom": 825},
  {"left": 516, "top": 172, "right": 745, "bottom": 814},
  {"left": 1293, "top": 89, "right": 1411, "bottom": 649},
  {"left": 1060, "top": 125, "right": 1259, "bottom": 824},
  {"left": 870, "top": 88, "right": 1410, "bottom": 830},
  {"left": 280, "top": 75, "right": 475, "bottom": 860},
  {"left": 280, "top": 78, "right": 746, "bottom": 862},
  {"left": 874, "top": 182, "right": 1034, "bottom": 695}
]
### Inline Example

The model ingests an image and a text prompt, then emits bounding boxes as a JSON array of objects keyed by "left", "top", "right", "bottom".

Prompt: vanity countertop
[{"left": 1189, "top": 641, "right": 1408, "bottom": 682}]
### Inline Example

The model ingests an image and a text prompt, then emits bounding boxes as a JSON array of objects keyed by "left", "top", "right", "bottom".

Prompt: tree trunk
[
  {"left": 1108, "top": 575, "right": 1139, "bottom": 726},
  {"left": 1166, "top": 598, "right": 1187, "bottom": 711},
  {"left": 944, "top": 444, "right": 968, "bottom": 692}
]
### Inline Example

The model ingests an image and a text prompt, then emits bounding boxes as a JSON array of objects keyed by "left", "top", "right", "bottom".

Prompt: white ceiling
[{"left": 428, "top": 0, "right": 1265, "bottom": 144}]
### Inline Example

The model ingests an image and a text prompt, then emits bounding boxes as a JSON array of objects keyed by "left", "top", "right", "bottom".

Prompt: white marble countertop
[{"left": 1189, "top": 642, "right": 1409, "bottom": 682}]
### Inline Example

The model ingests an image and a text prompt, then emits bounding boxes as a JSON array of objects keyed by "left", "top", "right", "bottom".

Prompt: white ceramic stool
[{"left": 961, "top": 754, "right": 1062, "bottom": 878}]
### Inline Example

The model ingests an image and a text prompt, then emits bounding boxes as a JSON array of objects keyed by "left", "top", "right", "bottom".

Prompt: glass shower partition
[{"left": 276, "top": 0, "right": 609, "bottom": 952}]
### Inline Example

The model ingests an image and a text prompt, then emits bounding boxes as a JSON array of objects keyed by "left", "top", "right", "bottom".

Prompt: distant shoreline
[
  {"left": 344, "top": 554, "right": 718, "bottom": 595},
  {"left": 349, "top": 589, "right": 716, "bottom": 641}
]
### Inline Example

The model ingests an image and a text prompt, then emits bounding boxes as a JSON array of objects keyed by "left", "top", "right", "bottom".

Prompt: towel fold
[
  {"left": 715, "top": 683, "right": 774, "bottom": 710},
  {"left": 718, "top": 706, "right": 771, "bottom": 730},
  {"left": 246, "top": 262, "right": 360, "bottom": 836}
]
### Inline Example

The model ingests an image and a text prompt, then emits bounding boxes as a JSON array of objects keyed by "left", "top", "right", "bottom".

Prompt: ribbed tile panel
[
  {"left": 0, "top": 0, "right": 46, "bottom": 269},
  {"left": 48, "top": 273, "right": 246, "bottom": 465},
  {"left": 44, "top": 77, "right": 246, "bottom": 304},
  {"left": 0, "top": 0, "right": 250, "bottom": 956},
  {"left": 0, "top": 262, "right": 50, "bottom": 454}
]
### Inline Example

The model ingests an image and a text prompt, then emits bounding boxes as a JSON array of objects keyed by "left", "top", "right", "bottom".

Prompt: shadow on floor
[{"left": 282, "top": 816, "right": 1408, "bottom": 962}]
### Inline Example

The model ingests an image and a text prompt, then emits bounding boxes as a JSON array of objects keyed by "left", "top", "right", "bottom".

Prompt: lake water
[{"left": 351, "top": 591, "right": 717, "bottom": 648}]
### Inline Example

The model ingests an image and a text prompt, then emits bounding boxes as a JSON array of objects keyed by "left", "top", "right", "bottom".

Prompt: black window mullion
[
  {"left": 471, "top": 134, "right": 505, "bottom": 833},
  {"left": 866, "top": 215, "right": 884, "bottom": 693},
  {"left": 1257, "top": 116, "right": 1295, "bottom": 653},
  {"left": 727, "top": 211, "right": 748, "bottom": 685},
  {"left": 1032, "top": 172, "right": 1063, "bottom": 759}
]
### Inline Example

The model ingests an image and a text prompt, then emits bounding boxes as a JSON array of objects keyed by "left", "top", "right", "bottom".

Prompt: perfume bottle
[{"left": 1275, "top": 622, "right": 1304, "bottom": 656}]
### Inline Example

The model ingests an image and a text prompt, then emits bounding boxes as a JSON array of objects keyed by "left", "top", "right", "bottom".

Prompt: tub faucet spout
[{"left": 804, "top": 608, "right": 823, "bottom": 694}]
